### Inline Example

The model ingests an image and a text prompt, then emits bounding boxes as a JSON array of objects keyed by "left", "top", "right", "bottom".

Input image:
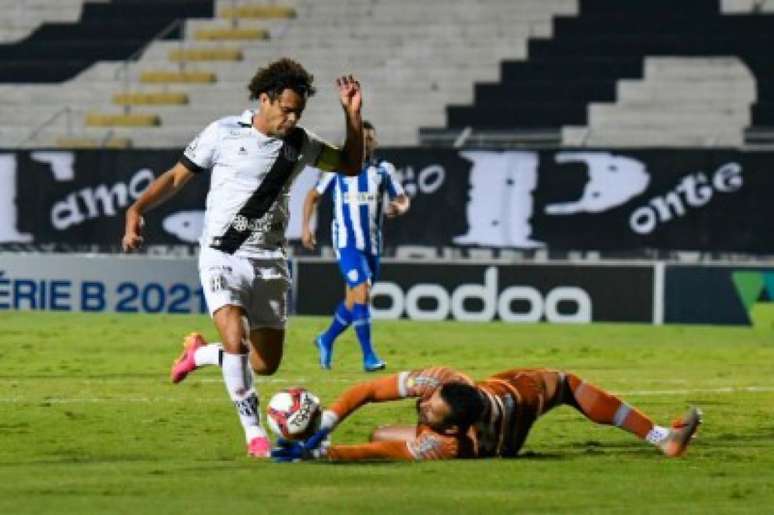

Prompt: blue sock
[
  {"left": 352, "top": 303, "right": 377, "bottom": 358},
  {"left": 320, "top": 302, "right": 352, "bottom": 346}
]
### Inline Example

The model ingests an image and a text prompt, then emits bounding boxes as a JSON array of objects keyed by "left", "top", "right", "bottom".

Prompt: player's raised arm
[
  {"left": 122, "top": 162, "right": 195, "bottom": 252},
  {"left": 316, "top": 75, "right": 364, "bottom": 176}
]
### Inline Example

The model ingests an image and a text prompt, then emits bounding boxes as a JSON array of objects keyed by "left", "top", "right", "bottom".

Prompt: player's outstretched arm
[
  {"left": 301, "top": 188, "right": 322, "bottom": 250},
  {"left": 122, "top": 162, "right": 195, "bottom": 252},
  {"left": 326, "top": 441, "right": 415, "bottom": 461},
  {"left": 274, "top": 433, "right": 458, "bottom": 462},
  {"left": 320, "top": 374, "right": 405, "bottom": 432}
]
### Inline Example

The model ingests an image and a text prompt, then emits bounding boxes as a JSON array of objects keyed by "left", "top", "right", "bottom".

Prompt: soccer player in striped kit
[
  {"left": 301, "top": 121, "right": 410, "bottom": 371},
  {"left": 273, "top": 366, "right": 702, "bottom": 461},
  {"left": 122, "top": 59, "right": 366, "bottom": 458}
]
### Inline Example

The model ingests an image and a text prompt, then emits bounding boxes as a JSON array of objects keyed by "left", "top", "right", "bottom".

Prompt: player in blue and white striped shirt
[{"left": 302, "top": 121, "right": 410, "bottom": 371}]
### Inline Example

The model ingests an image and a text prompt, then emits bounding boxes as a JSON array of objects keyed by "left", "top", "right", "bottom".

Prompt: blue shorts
[{"left": 335, "top": 247, "right": 380, "bottom": 288}]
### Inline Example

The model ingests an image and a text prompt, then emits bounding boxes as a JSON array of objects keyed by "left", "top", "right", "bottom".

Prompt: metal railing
[
  {"left": 16, "top": 106, "right": 75, "bottom": 147},
  {"left": 114, "top": 17, "right": 186, "bottom": 113},
  {"left": 18, "top": 18, "right": 187, "bottom": 148}
]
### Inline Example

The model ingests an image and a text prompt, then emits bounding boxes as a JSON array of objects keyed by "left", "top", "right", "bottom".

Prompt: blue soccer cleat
[
  {"left": 315, "top": 336, "right": 333, "bottom": 370},
  {"left": 363, "top": 353, "right": 386, "bottom": 372}
]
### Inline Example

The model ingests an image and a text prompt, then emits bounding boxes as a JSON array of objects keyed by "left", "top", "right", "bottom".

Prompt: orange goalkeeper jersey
[{"left": 324, "top": 367, "right": 563, "bottom": 461}]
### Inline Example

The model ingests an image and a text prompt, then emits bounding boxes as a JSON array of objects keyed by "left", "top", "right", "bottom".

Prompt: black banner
[
  {"left": 1, "top": 148, "right": 773, "bottom": 254},
  {"left": 0, "top": 149, "right": 203, "bottom": 251},
  {"left": 326, "top": 148, "right": 774, "bottom": 255},
  {"left": 295, "top": 260, "right": 655, "bottom": 323},
  {"left": 664, "top": 265, "right": 774, "bottom": 326}
]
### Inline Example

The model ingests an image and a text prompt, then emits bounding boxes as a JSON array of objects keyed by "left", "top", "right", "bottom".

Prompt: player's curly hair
[
  {"left": 247, "top": 58, "right": 316, "bottom": 101},
  {"left": 439, "top": 382, "right": 485, "bottom": 433}
]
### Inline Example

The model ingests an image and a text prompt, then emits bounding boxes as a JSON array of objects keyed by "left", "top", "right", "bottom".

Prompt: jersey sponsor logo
[
  {"left": 342, "top": 192, "right": 377, "bottom": 203},
  {"left": 347, "top": 269, "right": 359, "bottom": 282},
  {"left": 232, "top": 215, "right": 250, "bottom": 233}
]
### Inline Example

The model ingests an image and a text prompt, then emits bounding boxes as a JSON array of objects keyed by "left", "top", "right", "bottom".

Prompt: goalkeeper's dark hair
[
  {"left": 439, "top": 382, "right": 485, "bottom": 432},
  {"left": 248, "top": 58, "right": 316, "bottom": 101}
]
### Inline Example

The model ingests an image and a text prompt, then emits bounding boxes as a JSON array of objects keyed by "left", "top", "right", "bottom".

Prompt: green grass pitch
[{"left": 1, "top": 312, "right": 772, "bottom": 514}]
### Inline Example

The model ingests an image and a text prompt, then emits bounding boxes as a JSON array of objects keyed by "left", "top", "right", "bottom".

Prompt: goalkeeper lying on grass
[{"left": 272, "top": 366, "right": 702, "bottom": 462}]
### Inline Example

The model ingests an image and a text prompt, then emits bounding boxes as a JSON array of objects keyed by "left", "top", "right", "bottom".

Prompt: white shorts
[{"left": 198, "top": 246, "right": 290, "bottom": 330}]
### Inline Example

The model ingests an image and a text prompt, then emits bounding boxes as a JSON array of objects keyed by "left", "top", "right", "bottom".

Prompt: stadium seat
[
  {"left": 193, "top": 27, "right": 269, "bottom": 41},
  {"left": 112, "top": 92, "right": 190, "bottom": 106},
  {"left": 85, "top": 113, "right": 161, "bottom": 127},
  {"left": 168, "top": 48, "right": 243, "bottom": 61},
  {"left": 423, "top": 0, "right": 774, "bottom": 147},
  {"left": 2, "top": 0, "right": 577, "bottom": 148},
  {"left": 138, "top": 71, "right": 217, "bottom": 83},
  {"left": 219, "top": 4, "right": 296, "bottom": 19},
  {"left": 0, "top": 1, "right": 213, "bottom": 82}
]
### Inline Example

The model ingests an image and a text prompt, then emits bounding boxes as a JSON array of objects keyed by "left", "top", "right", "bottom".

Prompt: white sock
[
  {"left": 646, "top": 425, "right": 670, "bottom": 445},
  {"left": 194, "top": 343, "right": 222, "bottom": 367},
  {"left": 221, "top": 352, "right": 267, "bottom": 443}
]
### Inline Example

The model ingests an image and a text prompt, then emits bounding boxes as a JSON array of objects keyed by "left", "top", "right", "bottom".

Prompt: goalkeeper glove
[{"left": 271, "top": 428, "right": 331, "bottom": 463}]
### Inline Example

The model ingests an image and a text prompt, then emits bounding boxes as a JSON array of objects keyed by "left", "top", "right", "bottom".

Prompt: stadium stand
[
  {"left": 0, "top": 0, "right": 87, "bottom": 44},
  {"left": 0, "top": 0, "right": 213, "bottom": 82},
  {"left": 0, "top": 0, "right": 575, "bottom": 148},
  {"left": 562, "top": 57, "right": 756, "bottom": 147},
  {"left": 422, "top": 0, "right": 774, "bottom": 148},
  {"left": 2, "top": 0, "right": 774, "bottom": 149}
]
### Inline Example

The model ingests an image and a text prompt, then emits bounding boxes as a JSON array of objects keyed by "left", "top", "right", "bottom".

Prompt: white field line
[{"left": 0, "top": 385, "right": 773, "bottom": 404}]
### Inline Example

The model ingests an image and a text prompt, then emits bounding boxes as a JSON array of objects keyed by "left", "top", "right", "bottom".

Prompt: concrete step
[
  {"left": 721, "top": 0, "right": 774, "bottom": 13},
  {"left": 617, "top": 80, "right": 756, "bottom": 102},
  {"left": 0, "top": 0, "right": 574, "bottom": 147},
  {"left": 643, "top": 57, "right": 754, "bottom": 81},
  {"left": 589, "top": 111, "right": 751, "bottom": 128},
  {"left": 562, "top": 126, "right": 745, "bottom": 147},
  {"left": 591, "top": 103, "right": 751, "bottom": 117}
]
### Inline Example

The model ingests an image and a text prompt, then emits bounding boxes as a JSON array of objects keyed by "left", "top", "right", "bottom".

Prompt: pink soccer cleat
[
  {"left": 247, "top": 436, "right": 271, "bottom": 458},
  {"left": 170, "top": 332, "right": 206, "bottom": 384}
]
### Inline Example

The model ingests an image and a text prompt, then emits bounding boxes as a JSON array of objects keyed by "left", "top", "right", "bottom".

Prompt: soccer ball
[{"left": 266, "top": 387, "right": 322, "bottom": 440}]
